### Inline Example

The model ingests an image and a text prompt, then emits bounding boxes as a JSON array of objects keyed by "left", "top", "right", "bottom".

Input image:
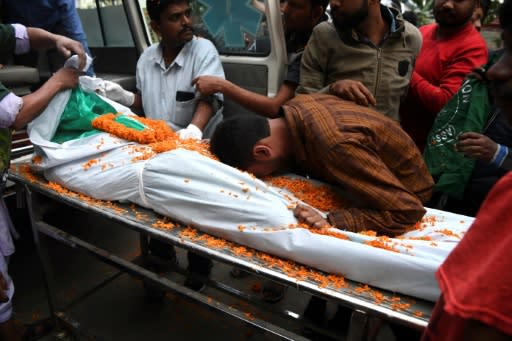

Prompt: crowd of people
[{"left": 0, "top": 0, "right": 511, "bottom": 339}]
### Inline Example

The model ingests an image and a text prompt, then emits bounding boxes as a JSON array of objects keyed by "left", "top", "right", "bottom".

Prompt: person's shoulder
[
  {"left": 464, "top": 24, "right": 488, "bottom": 49},
  {"left": 312, "top": 21, "right": 337, "bottom": 36},
  {"left": 138, "top": 43, "right": 159, "bottom": 63},
  {"left": 419, "top": 23, "right": 437, "bottom": 34},
  {"left": 402, "top": 21, "right": 422, "bottom": 50},
  {"left": 403, "top": 21, "right": 422, "bottom": 40},
  {"left": 191, "top": 36, "right": 217, "bottom": 51}
]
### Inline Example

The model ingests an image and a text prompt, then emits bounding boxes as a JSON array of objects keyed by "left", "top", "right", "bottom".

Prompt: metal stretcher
[{"left": 9, "top": 162, "right": 434, "bottom": 340}]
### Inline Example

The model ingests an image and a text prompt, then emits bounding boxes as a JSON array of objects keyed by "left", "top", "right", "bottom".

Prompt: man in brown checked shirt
[{"left": 210, "top": 93, "right": 434, "bottom": 236}]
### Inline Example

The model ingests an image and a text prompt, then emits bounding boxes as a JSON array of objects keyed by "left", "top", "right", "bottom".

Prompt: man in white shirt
[{"left": 103, "top": 0, "right": 225, "bottom": 141}]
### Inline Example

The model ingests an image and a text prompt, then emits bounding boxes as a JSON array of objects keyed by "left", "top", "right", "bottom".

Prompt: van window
[
  {"left": 76, "top": 0, "right": 135, "bottom": 47},
  {"left": 138, "top": 0, "right": 270, "bottom": 56}
]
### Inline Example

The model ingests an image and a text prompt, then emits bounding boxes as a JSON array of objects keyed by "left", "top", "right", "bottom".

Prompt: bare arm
[
  {"left": 190, "top": 99, "right": 214, "bottom": 131},
  {"left": 27, "top": 27, "right": 86, "bottom": 70},
  {"left": 14, "top": 67, "right": 80, "bottom": 129},
  {"left": 193, "top": 76, "right": 296, "bottom": 117}
]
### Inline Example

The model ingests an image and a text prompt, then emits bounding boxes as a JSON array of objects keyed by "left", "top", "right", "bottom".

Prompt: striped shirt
[{"left": 282, "top": 94, "right": 434, "bottom": 235}]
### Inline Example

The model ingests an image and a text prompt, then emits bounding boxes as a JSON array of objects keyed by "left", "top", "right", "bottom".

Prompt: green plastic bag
[
  {"left": 52, "top": 87, "right": 145, "bottom": 143},
  {"left": 423, "top": 75, "right": 490, "bottom": 199}
]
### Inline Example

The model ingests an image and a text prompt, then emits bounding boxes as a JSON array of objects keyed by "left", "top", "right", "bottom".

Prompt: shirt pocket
[{"left": 172, "top": 98, "right": 197, "bottom": 127}]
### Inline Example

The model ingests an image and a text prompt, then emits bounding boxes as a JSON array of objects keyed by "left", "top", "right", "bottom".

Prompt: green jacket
[
  {"left": 0, "top": 24, "right": 17, "bottom": 171},
  {"left": 297, "top": 7, "right": 422, "bottom": 121}
]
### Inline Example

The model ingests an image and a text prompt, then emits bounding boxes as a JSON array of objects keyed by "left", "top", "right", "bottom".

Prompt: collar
[
  {"left": 340, "top": 5, "right": 403, "bottom": 45},
  {"left": 356, "top": 5, "right": 398, "bottom": 45},
  {"left": 281, "top": 105, "right": 307, "bottom": 163},
  {"left": 152, "top": 38, "right": 194, "bottom": 69}
]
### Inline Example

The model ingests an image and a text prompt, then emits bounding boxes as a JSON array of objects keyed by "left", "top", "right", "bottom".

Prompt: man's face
[
  {"left": 487, "top": 30, "right": 512, "bottom": 123},
  {"left": 151, "top": 2, "right": 194, "bottom": 48},
  {"left": 282, "top": 0, "right": 316, "bottom": 34},
  {"left": 330, "top": 0, "right": 369, "bottom": 31},
  {"left": 433, "top": 0, "right": 476, "bottom": 29},
  {"left": 246, "top": 161, "right": 281, "bottom": 178}
]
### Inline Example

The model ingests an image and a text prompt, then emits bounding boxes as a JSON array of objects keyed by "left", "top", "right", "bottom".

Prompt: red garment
[
  {"left": 400, "top": 22, "right": 488, "bottom": 151},
  {"left": 422, "top": 173, "right": 512, "bottom": 340}
]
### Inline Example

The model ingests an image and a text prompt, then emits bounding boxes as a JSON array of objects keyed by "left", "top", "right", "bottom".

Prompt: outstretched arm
[
  {"left": 27, "top": 27, "right": 86, "bottom": 70},
  {"left": 193, "top": 76, "right": 296, "bottom": 117}
]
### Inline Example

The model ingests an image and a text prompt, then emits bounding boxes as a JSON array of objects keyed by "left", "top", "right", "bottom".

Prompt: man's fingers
[
  {"left": 357, "top": 85, "right": 376, "bottom": 107},
  {"left": 351, "top": 88, "right": 370, "bottom": 106}
]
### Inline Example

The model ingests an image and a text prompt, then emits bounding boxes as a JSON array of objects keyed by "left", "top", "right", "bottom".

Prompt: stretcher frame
[{"left": 9, "top": 163, "right": 434, "bottom": 340}]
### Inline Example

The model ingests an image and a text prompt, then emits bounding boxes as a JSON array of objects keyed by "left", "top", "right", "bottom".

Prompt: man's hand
[
  {"left": 0, "top": 272, "right": 9, "bottom": 303},
  {"left": 455, "top": 132, "right": 498, "bottom": 162},
  {"left": 100, "top": 80, "right": 135, "bottom": 107},
  {"left": 50, "top": 67, "right": 80, "bottom": 91},
  {"left": 54, "top": 35, "right": 86, "bottom": 71},
  {"left": 177, "top": 124, "right": 203, "bottom": 140},
  {"left": 192, "top": 76, "right": 224, "bottom": 96},
  {"left": 329, "top": 80, "right": 377, "bottom": 107},
  {"left": 293, "top": 204, "right": 331, "bottom": 229}
]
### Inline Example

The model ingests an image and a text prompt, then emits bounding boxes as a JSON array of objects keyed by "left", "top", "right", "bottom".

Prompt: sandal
[
  {"left": 261, "top": 281, "right": 286, "bottom": 303},
  {"left": 22, "top": 317, "right": 55, "bottom": 341}
]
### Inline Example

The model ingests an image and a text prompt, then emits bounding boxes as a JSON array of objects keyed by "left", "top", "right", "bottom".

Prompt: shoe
[
  {"left": 147, "top": 238, "right": 178, "bottom": 272},
  {"left": 261, "top": 281, "right": 286, "bottom": 303},
  {"left": 184, "top": 252, "right": 212, "bottom": 292}
]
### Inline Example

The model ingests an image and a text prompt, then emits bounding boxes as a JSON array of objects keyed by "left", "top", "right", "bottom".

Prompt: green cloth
[
  {"left": 52, "top": 87, "right": 117, "bottom": 143},
  {"left": 52, "top": 87, "right": 145, "bottom": 143},
  {"left": 424, "top": 65, "right": 492, "bottom": 199}
]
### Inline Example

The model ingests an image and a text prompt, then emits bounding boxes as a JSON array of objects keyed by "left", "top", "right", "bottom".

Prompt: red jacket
[
  {"left": 400, "top": 22, "right": 488, "bottom": 151},
  {"left": 422, "top": 173, "right": 512, "bottom": 339}
]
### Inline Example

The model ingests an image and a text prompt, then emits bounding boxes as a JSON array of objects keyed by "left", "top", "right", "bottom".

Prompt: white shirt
[{"left": 136, "top": 37, "right": 225, "bottom": 137}]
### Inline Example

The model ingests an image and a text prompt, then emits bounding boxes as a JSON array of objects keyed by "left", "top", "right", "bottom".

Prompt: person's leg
[
  {"left": 0, "top": 255, "right": 19, "bottom": 341},
  {"left": 184, "top": 252, "right": 213, "bottom": 292},
  {"left": 147, "top": 238, "right": 177, "bottom": 270}
]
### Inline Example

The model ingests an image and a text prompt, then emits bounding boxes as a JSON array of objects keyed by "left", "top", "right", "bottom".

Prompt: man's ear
[
  {"left": 252, "top": 144, "right": 272, "bottom": 161},
  {"left": 150, "top": 21, "right": 161, "bottom": 37}
]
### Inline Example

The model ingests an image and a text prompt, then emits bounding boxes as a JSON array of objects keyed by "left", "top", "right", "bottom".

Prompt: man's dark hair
[
  {"left": 499, "top": 0, "right": 512, "bottom": 31},
  {"left": 210, "top": 115, "right": 271, "bottom": 169},
  {"left": 147, "top": 0, "right": 189, "bottom": 22}
]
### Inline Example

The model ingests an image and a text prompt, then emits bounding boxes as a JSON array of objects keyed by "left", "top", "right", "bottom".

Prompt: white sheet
[{"left": 27, "top": 87, "right": 474, "bottom": 302}]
